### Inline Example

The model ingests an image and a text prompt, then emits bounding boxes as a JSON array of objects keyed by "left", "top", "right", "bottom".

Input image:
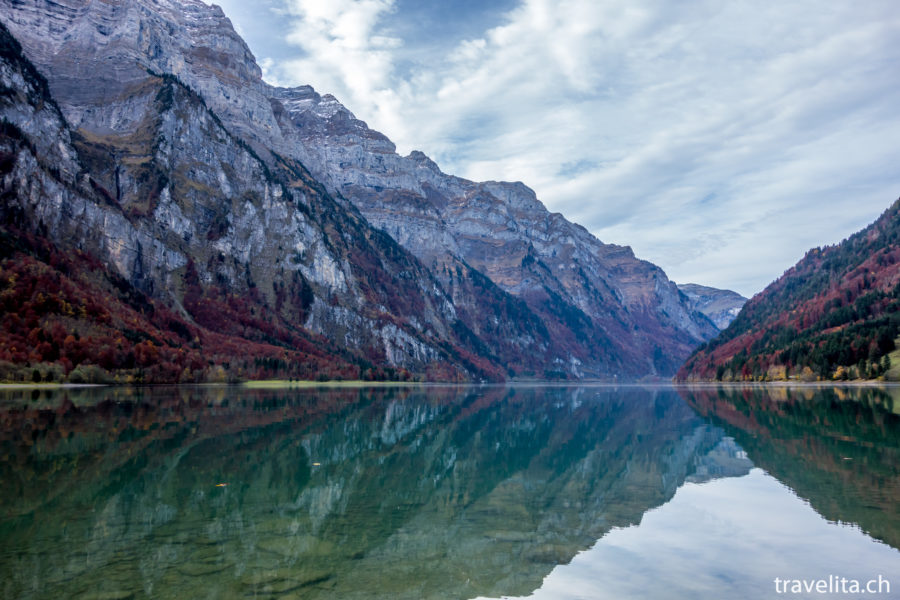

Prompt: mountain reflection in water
[
  {"left": 0, "top": 384, "right": 896, "bottom": 599},
  {"left": 681, "top": 385, "right": 900, "bottom": 549}
]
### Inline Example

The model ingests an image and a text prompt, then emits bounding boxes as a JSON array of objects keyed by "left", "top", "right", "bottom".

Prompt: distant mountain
[
  {"left": 0, "top": 0, "right": 717, "bottom": 381},
  {"left": 677, "top": 284, "right": 747, "bottom": 330},
  {"left": 273, "top": 86, "right": 718, "bottom": 376},
  {"left": 678, "top": 199, "right": 900, "bottom": 381}
]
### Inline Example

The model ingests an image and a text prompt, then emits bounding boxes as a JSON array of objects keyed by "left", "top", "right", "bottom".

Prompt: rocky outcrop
[
  {"left": 0, "top": 0, "right": 718, "bottom": 379},
  {"left": 677, "top": 283, "right": 747, "bottom": 330}
]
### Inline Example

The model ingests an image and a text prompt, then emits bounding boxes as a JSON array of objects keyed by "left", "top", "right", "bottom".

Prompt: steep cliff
[
  {"left": 0, "top": 0, "right": 717, "bottom": 379},
  {"left": 0, "top": 19, "right": 494, "bottom": 382},
  {"left": 271, "top": 85, "right": 718, "bottom": 377}
]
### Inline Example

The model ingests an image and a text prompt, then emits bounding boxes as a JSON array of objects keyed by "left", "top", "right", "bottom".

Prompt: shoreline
[
  {"left": 2, "top": 379, "right": 899, "bottom": 390},
  {"left": 240, "top": 380, "right": 425, "bottom": 389},
  {"left": 0, "top": 382, "right": 107, "bottom": 389}
]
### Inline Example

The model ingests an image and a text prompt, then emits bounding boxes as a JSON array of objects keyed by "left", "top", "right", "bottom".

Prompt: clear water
[{"left": 0, "top": 384, "right": 898, "bottom": 599}]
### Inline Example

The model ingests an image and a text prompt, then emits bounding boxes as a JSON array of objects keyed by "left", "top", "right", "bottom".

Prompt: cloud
[
  {"left": 261, "top": 0, "right": 410, "bottom": 138},
  {"left": 228, "top": 0, "right": 900, "bottom": 296}
]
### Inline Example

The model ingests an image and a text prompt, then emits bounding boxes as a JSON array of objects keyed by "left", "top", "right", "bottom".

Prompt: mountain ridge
[
  {"left": 0, "top": 18, "right": 495, "bottom": 382},
  {"left": 1, "top": 0, "right": 718, "bottom": 380}
]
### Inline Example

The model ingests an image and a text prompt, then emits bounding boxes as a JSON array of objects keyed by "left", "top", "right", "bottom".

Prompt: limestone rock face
[
  {"left": 0, "top": 19, "right": 461, "bottom": 377},
  {"left": 275, "top": 89, "right": 718, "bottom": 376},
  {"left": 0, "top": 0, "right": 282, "bottom": 154},
  {"left": 0, "top": 0, "right": 718, "bottom": 378}
]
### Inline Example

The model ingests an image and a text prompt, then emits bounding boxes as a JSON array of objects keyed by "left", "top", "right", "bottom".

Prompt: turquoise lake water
[{"left": 0, "top": 384, "right": 898, "bottom": 599}]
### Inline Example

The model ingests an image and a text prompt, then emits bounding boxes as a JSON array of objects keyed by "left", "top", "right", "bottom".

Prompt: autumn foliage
[
  {"left": 0, "top": 224, "right": 369, "bottom": 383},
  {"left": 678, "top": 199, "right": 900, "bottom": 381}
]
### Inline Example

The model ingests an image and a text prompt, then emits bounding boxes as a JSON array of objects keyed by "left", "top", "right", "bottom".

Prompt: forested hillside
[
  {"left": 0, "top": 224, "right": 374, "bottom": 383},
  {"left": 678, "top": 199, "right": 900, "bottom": 381}
]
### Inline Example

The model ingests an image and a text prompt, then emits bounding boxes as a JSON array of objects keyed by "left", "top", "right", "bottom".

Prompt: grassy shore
[
  {"left": 240, "top": 379, "right": 426, "bottom": 389},
  {"left": 884, "top": 346, "right": 900, "bottom": 381},
  {"left": 3, "top": 378, "right": 899, "bottom": 390},
  {"left": 0, "top": 379, "right": 429, "bottom": 389},
  {"left": 0, "top": 382, "right": 104, "bottom": 389}
]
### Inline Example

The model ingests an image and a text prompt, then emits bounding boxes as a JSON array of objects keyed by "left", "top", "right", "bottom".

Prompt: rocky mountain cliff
[
  {"left": 0, "top": 18, "right": 491, "bottom": 383},
  {"left": 0, "top": 0, "right": 717, "bottom": 380},
  {"left": 271, "top": 85, "right": 718, "bottom": 377},
  {"left": 677, "top": 283, "right": 747, "bottom": 330},
  {"left": 679, "top": 199, "right": 900, "bottom": 381}
]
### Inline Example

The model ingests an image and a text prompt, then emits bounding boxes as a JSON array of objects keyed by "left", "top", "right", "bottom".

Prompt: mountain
[
  {"left": 677, "top": 283, "right": 747, "bottom": 330},
  {"left": 0, "top": 19, "right": 487, "bottom": 383},
  {"left": 275, "top": 86, "right": 718, "bottom": 376},
  {"left": 0, "top": 0, "right": 716, "bottom": 381},
  {"left": 678, "top": 199, "right": 900, "bottom": 381}
]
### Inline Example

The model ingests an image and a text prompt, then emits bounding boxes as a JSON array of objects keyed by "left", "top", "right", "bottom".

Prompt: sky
[{"left": 212, "top": 0, "right": 900, "bottom": 297}]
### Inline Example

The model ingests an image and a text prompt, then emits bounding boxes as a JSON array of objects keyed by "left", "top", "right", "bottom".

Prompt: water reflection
[
  {"left": 0, "top": 385, "right": 741, "bottom": 599},
  {"left": 0, "top": 384, "right": 896, "bottom": 599},
  {"left": 681, "top": 385, "right": 900, "bottom": 549}
]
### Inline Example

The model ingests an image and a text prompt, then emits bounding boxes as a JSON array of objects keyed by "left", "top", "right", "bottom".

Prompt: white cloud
[
  {"left": 263, "top": 0, "right": 411, "bottom": 139},
  {"left": 231, "top": 0, "right": 900, "bottom": 296}
]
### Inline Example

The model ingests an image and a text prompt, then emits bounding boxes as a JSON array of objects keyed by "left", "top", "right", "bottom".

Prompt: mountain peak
[
  {"left": 407, "top": 150, "right": 442, "bottom": 173},
  {"left": 677, "top": 284, "right": 748, "bottom": 331}
]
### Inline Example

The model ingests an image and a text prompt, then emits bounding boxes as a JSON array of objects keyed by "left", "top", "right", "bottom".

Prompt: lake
[{"left": 0, "top": 384, "right": 898, "bottom": 599}]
